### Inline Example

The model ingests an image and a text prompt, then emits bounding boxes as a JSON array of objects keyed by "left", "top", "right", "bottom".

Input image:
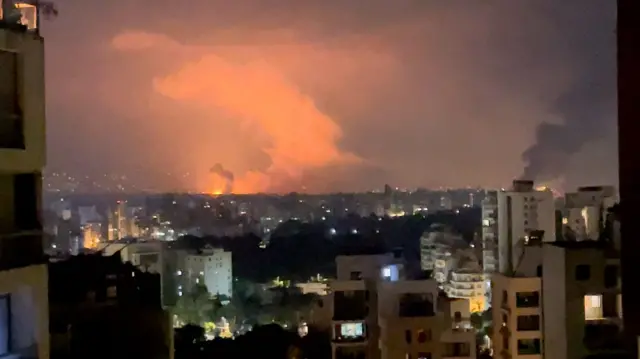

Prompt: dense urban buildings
[
  {"left": 0, "top": 0, "right": 628, "bottom": 358},
  {"left": 311, "top": 252, "right": 476, "bottom": 359}
]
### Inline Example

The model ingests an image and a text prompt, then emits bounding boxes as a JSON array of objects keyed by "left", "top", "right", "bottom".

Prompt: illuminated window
[
  {"left": 14, "top": 3, "right": 38, "bottom": 30},
  {"left": 584, "top": 294, "right": 603, "bottom": 320}
]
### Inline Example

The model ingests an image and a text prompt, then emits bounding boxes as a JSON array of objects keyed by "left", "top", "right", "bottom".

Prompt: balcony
[
  {"left": 0, "top": 231, "right": 45, "bottom": 270},
  {"left": 333, "top": 290, "right": 368, "bottom": 321},
  {"left": 442, "top": 342, "right": 472, "bottom": 358},
  {"left": 335, "top": 347, "right": 366, "bottom": 359},
  {"left": 584, "top": 322, "right": 626, "bottom": 354},
  {"left": 398, "top": 293, "right": 435, "bottom": 317}
]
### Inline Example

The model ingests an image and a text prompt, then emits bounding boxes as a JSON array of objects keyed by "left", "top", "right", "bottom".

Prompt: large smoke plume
[{"left": 520, "top": 4, "right": 616, "bottom": 184}]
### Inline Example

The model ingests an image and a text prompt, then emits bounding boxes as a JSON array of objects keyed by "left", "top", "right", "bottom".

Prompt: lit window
[{"left": 584, "top": 294, "right": 603, "bottom": 320}]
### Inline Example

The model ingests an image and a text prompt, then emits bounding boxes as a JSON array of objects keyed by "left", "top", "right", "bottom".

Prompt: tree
[
  {"left": 174, "top": 324, "right": 205, "bottom": 358},
  {"left": 470, "top": 312, "right": 484, "bottom": 331},
  {"left": 174, "top": 284, "right": 218, "bottom": 326},
  {"left": 301, "top": 326, "right": 331, "bottom": 359}
]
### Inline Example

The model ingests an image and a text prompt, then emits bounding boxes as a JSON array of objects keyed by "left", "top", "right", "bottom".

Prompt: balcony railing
[{"left": 0, "top": 231, "right": 45, "bottom": 270}]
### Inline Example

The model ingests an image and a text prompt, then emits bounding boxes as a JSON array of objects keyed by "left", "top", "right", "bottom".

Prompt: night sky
[{"left": 43, "top": 0, "right": 617, "bottom": 194}]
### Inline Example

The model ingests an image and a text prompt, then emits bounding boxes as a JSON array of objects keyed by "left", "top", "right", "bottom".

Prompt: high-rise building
[
  {"left": 481, "top": 191, "right": 499, "bottom": 274},
  {"left": 107, "top": 200, "right": 141, "bottom": 240},
  {"left": 0, "top": 9, "right": 49, "bottom": 359},
  {"left": 497, "top": 180, "right": 556, "bottom": 274}
]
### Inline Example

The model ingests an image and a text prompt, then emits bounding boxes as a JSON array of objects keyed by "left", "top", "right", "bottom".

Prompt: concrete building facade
[
  {"left": 0, "top": 8, "right": 49, "bottom": 359},
  {"left": 497, "top": 180, "right": 555, "bottom": 274},
  {"left": 481, "top": 191, "right": 498, "bottom": 274},
  {"left": 562, "top": 186, "right": 617, "bottom": 242},
  {"left": 182, "top": 245, "right": 232, "bottom": 297},
  {"left": 322, "top": 253, "right": 476, "bottom": 359},
  {"left": 492, "top": 239, "right": 623, "bottom": 359}
]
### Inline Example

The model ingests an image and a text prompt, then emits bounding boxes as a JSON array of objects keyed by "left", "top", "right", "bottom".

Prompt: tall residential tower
[{"left": 0, "top": 4, "right": 49, "bottom": 358}]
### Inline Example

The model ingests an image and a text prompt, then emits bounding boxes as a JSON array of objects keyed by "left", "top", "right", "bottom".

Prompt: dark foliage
[
  {"left": 301, "top": 326, "right": 332, "bottom": 359},
  {"left": 175, "top": 324, "right": 303, "bottom": 359},
  {"left": 173, "top": 208, "right": 480, "bottom": 283}
]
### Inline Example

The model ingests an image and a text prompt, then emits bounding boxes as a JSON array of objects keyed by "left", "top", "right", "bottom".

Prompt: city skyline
[{"left": 44, "top": 0, "right": 617, "bottom": 194}]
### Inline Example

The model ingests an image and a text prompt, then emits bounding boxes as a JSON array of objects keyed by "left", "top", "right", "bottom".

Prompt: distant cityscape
[{"left": 1, "top": 2, "right": 637, "bottom": 359}]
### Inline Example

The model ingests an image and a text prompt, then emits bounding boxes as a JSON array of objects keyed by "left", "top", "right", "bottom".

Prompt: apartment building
[
  {"left": 562, "top": 186, "right": 617, "bottom": 241},
  {"left": 497, "top": 180, "right": 555, "bottom": 274},
  {"left": 481, "top": 191, "right": 498, "bottom": 273},
  {"left": 492, "top": 241, "right": 543, "bottom": 359},
  {"left": 492, "top": 235, "right": 623, "bottom": 359},
  {"left": 180, "top": 245, "right": 232, "bottom": 297},
  {"left": 0, "top": 6, "right": 49, "bottom": 359},
  {"left": 48, "top": 254, "right": 173, "bottom": 359},
  {"left": 420, "top": 225, "right": 461, "bottom": 271},
  {"left": 445, "top": 268, "right": 486, "bottom": 313},
  {"left": 323, "top": 252, "right": 476, "bottom": 359}
]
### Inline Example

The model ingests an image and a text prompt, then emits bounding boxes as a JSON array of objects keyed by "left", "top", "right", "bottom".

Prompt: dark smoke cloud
[
  {"left": 210, "top": 163, "right": 235, "bottom": 193},
  {"left": 521, "top": 3, "right": 616, "bottom": 183}
]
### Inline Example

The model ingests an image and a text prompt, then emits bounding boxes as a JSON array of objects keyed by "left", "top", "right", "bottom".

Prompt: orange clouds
[
  {"left": 154, "top": 54, "right": 360, "bottom": 193},
  {"left": 112, "top": 30, "right": 373, "bottom": 193}
]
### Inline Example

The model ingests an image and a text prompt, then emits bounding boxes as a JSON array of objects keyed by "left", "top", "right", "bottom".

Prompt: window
[
  {"left": 501, "top": 290, "right": 508, "bottom": 307},
  {"left": 584, "top": 294, "right": 603, "bottom": 320},
  {"left": 443, "top": 343, "right": 471, "bottom": 357},
  {"left": 350, "top": 271, "right": 362, "bottom": 280},
  {"left": 454, "top": 311, "right": 462, "bottom": 323},
  {"left": 604, "top": 265, "right": 618, "bottom": 288},
  {"left": 515, "top": 292, "right": 539, "bottom": 308},
  {"left": 576, "top": 265, "right": 591, "bottom": 281},
  {"left": 417, "top": 329, "right": 431, "bottom": 343},
  {"left": 516, "top": 315, "right": 540, "bottom": 331},
  {"left": 536, "top": 265, "right": 543, "bottom": 277},
  {"left": 405, "top": 329, "right": 412, "bottom": 344},
  {"left": 417, "top": 353, "right": 431, "bottom": 359},
  {"left": 14, "top": 173, "right": 40, "bottom": 231},
  {"left": 0, "top": 49, "right": 24, "bottom": 149},
  {"left": 517, "top": 339, "right": 541, "bottom": 355},
  {"left": 0, "top": 295, "right": 10, "bottom": 355}
]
